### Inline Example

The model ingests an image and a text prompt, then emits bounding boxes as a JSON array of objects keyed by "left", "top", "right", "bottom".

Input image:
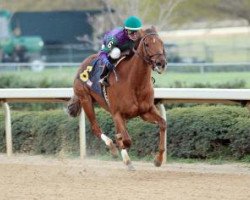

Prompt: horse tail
[{"left": 67, "top": 95, "right": 81, "bottom": 117}]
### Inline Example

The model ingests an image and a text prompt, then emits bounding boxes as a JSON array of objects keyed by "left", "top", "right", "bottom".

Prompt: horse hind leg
[{"left": 79, "top": 95, "right": 118, "bottom": 158}]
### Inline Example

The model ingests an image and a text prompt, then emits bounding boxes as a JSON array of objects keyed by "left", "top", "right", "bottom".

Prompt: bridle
[{"left": 133, "top": 32, "right": 166, "bottom": 72}]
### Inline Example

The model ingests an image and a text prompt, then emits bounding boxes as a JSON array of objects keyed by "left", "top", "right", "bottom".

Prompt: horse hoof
[
  {"left": 154, "top": 158, "right": 162, "bottom": 167},
  {"left": 108, "top": 142, "right": 118, "bottom": 158},
  {"left": 127, "top": 163, "right": 136, "bottom": 171}
]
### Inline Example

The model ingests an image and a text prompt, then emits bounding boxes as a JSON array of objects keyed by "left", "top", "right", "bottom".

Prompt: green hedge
[
  {"left": 167, "top": 105, "right": 250, "bottom": 159},
  {"left": 0, "top": 110, "right": 78, "bottom": 154},
  {"left": 0, "top": 105, "right": 249, "bottom": 160}
]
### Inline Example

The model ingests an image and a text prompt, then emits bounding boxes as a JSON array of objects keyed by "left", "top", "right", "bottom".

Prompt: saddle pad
[
  {"left": 78, "top": 56, "right": 126, "bottom": 100},
  {"left": 78, "top": 59, "right": 104, "bottom": 97}
]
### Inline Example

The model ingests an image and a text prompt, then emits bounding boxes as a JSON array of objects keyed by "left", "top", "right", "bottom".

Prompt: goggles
[{"left": 127, "top": 30, "right": 138, "bottom": 35}]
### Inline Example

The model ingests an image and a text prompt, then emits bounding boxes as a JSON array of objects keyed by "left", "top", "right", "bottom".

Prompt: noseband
[{"left": 133, "top": 32, "right": 166, "bottom": 67}]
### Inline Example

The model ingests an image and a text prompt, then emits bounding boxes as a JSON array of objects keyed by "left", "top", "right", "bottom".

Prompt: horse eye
[{"left": 145, "top": 43, "right": 149, "bottom": 47}]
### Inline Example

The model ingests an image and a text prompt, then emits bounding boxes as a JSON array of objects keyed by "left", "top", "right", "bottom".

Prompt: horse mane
[{"left": 144, "top": 26, "right": 158, "bottom": 35}]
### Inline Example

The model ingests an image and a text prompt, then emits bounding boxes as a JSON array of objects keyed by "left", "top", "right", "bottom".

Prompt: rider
[{"left": 98, "top": 16, "right": 143, "bottom": 86}]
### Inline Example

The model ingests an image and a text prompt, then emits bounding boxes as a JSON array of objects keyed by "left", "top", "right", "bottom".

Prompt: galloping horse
[{"left": 68, "top": 26, "right": 167, "bottom": 170}]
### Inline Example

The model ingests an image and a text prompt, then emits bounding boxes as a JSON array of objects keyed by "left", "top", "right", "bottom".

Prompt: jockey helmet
[{"left": 124, "top": 16, "right": 142, "bottom": 31}]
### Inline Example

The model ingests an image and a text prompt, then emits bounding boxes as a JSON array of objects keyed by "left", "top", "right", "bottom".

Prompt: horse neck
[{"left": 127, "top": 53, "right": 152, "bottom": 89}]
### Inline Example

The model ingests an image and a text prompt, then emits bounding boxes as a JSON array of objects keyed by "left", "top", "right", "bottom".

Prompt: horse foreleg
[
  {"left": 140, "top": 106, "right": 167, "bottom": 167},
  {"left": 113, "top": 113, "right": 135, "bottom": 170},
  {"left": 113, "top": 113, "right": 132, "bottom": 149},
  {"left": 79, "top": 97, "right": 118, "bottom": 157}
]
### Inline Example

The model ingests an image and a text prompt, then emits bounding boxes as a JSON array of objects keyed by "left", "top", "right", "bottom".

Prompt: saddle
[{"left": 78, "top": 56, "right": 126, "bottom": 99}]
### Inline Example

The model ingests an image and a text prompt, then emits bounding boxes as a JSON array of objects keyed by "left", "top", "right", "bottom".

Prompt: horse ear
[{"left": 151, "top": 25, "right": 157, "bottom": 32}]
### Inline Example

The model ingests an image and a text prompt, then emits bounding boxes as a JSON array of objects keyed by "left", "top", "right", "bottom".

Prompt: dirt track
[{"left": 0, "top": 154, "right": 250, "bottom": 200}]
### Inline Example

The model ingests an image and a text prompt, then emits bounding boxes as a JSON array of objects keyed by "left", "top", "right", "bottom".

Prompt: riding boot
[{"left": 99, "top": 67, "right": 110, "bottom": 87}]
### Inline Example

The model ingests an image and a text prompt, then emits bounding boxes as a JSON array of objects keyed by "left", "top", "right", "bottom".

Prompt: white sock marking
[{"left": 101, "top": 133, "right": 111, "bottom": 146}]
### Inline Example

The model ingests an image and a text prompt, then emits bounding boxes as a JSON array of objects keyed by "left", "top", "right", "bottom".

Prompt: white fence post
[
  {"left": 157, "top": 103, "right": 167, "bottom": 164},
  {"left": 3, "top": 102, "right": 12, "bottom": 157},
  {"left": 79, "top": 108, "right": 86, "bottom": 159}
]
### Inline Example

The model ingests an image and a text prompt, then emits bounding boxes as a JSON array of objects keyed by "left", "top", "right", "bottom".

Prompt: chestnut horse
[{"left": 68, "top": 27, "right": 167, "bottom": 170}]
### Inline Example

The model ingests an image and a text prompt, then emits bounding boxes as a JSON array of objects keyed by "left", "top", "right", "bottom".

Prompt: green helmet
[{"left": 124, "top": 16, "right": 142, "bottom": 31}]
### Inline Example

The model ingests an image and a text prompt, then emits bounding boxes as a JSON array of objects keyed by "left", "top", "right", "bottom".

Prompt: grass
[
  {"left": 153, "top": 71, "right": 250, "bottom": 88},
  {"left": 8, "top": 67, "right": 77, "bottom": 83},
  {"left": 1, "top": 67, "right": 77, "bottom": 87},
  {"left": 241, "top": 155, "right": 250, "bottom": 163},
  {"left": 166, "top": 33, "right": 250, "bottom": 63},
  {"left": 2, "top": 67, "right": 250, "bottom": 88}
]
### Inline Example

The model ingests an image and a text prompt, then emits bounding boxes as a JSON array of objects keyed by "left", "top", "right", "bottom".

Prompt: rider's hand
[{"left": 121, "top": 50, "right": 131, "bottom": 56}]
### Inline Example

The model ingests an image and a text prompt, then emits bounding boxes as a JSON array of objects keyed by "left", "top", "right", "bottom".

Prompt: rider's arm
[
  {"left": 98, "top": 31, "right": 119, "bottom": 70},
  {"left": 99, "top": 51, "right": 114, "bottom": 70}
]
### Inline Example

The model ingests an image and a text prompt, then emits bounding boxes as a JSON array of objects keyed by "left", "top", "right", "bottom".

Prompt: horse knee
[{"left": 116, "top": 133, "right": 132, "bottom": 149}]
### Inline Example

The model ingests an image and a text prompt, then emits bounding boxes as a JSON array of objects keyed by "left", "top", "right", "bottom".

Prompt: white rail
[
  {"left": 1, "top": 88, "right": 250, "bottom": 161},
  {"left": 1, "top": 88, "right": 250, "bottom": 102}
]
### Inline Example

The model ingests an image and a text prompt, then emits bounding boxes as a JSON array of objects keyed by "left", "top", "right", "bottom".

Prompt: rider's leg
[{"left": 99, "top": 66, "right": 110, "bottom": 86}]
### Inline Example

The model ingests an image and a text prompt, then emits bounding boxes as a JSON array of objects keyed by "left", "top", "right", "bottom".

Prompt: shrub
[
  {"left": 229, "top": 117, "right": 250, "bottom": 158},
  {"left": 0, "top": 110, "right": 78, "bottom": 154},
  {"left": 0, "top": 105, "right": 249, "bottom": 160},
  {"left": 167, "top": 105, "right": 250, "bottom": 159}
]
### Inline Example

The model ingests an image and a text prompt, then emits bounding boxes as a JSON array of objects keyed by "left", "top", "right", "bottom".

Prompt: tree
[
  {"left": 173, "top": 0, "right": 250, "bottom": 28},
  {"left": 3, "top": 0, "right": 249, "bottom": 30},
  {"left": 99, "top": 0, "right": 188, "bottom": 31},
  {"left": 213, "top": 0, "right": 250, "bottom": 25}
]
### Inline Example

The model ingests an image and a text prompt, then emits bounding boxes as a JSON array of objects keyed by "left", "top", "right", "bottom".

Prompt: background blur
[{"left": 1, "top": 0, "right": 250, "bottom": 64}]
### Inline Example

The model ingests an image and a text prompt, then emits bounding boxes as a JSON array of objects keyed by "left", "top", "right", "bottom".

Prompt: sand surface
[{"left": 0, "top": 154, "right": 249, "bottom": 200}]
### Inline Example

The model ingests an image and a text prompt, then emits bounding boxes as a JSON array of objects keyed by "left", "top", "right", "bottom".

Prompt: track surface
[{"left": 0, "top": 154, "right": 250, "bottom": 200}]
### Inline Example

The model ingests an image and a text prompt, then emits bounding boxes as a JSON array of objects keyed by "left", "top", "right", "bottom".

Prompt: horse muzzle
[{"left": 153, "top": 60, "right": 167, "bottom": 74}]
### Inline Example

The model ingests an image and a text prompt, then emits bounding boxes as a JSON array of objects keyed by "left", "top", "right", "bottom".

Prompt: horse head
[{"left": 135, "top": 26, "right": 167, "bottom": 74}]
